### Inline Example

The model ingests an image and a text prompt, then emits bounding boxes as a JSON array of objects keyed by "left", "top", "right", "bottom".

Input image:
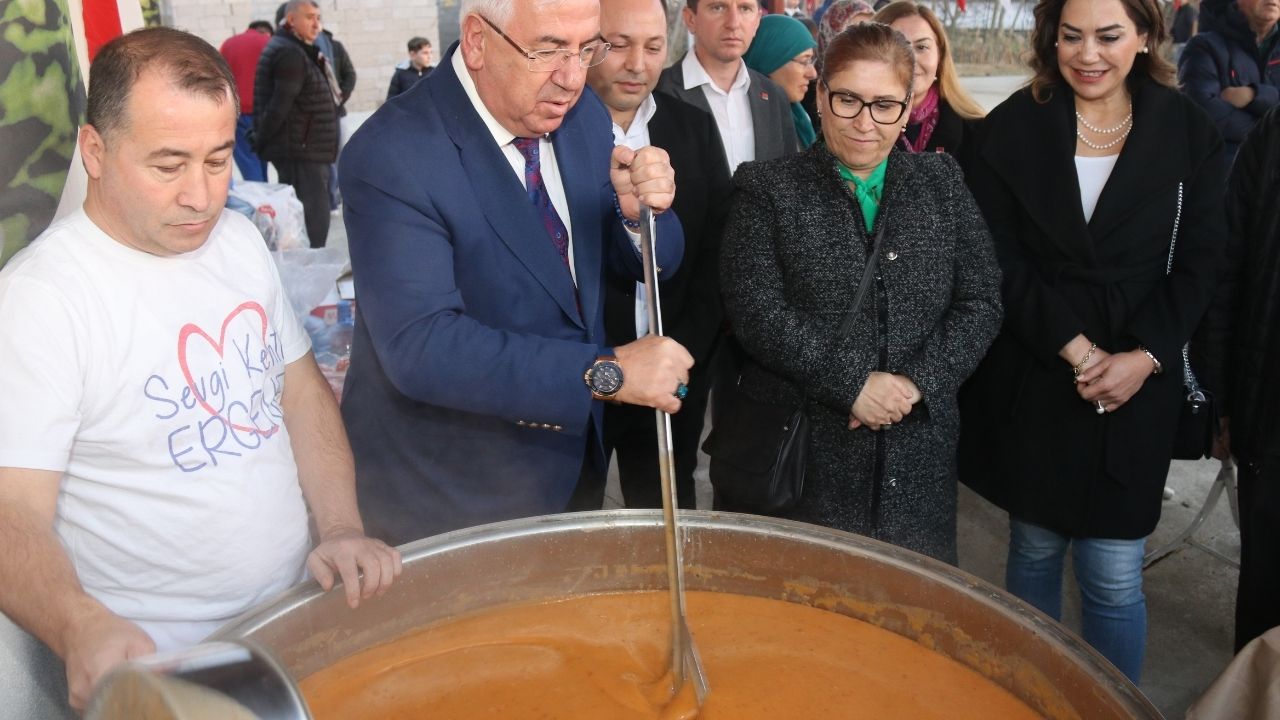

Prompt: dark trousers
[
  {"left": 603, "top": 380, "right": 708, "bottom": 510},
  {"left": 1235, "top": 455, "right": 1280, "bottom": 651},
  {"left": 233, "top": 115, "right": 267, "bottom": 182},
  {"left": 275, "top": 160, "right": 331, "bottom": 247},
  {"left": 708, "top": 335, "right": 746, "bottom": 510}
]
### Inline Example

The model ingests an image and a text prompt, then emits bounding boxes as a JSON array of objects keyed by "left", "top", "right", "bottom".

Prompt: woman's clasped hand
[
  {"left": 849, "top": 372, "right": 921, "bottom": 430},
  {"left": 1073, "top": 347, "right": 1158, "bottom": 413}
]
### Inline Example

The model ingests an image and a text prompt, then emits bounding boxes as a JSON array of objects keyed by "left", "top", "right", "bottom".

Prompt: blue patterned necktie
[{"left": 512, "top": 137, "right": 573, "bottom": 277}]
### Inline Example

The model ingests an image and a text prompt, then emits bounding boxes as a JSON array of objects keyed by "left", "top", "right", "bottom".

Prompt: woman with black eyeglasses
[{"left": 718, "top": 23, "right": 1003, "bottom": 562}]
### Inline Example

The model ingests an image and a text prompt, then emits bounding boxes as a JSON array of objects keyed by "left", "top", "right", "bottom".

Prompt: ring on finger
[{"left": 673, "top": 382, "right": 689, "bottom": 400}]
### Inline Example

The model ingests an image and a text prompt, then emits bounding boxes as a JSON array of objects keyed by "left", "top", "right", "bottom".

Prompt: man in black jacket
[
  {"left": 254, "top": 0, "right": 340, "bottom": 247},
  {"left": 1208, "top": 106, "right": 1280, "bottom": 652},
  {"left": 589, "top": 0, "right": 732, "bottom": 508},
  {"left": 1178, "top": 0, "right": 1280, "bottom": 163}
]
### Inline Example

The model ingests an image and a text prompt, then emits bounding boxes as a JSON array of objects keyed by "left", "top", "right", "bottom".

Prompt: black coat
[
  {"left": 328, "top": 33, "right": 356, "bottom": 118},
  {"left": 1200, "top": 107, "right": 1280, "bottom": 462},
  {"left": 387, "top": 64, "right": 433, "bottom": 100},
  {"left": 721, "top": 143, "right": 1003, "bottom": 562},
  {"left": 253, "top": 28, "right": 339, "bottom": 164},
  {"left": 604, "top": 91, "right": 732, "bottom": 367},
  {"left": 957, "top": 80, "right": 1227, "bottom": 539}
]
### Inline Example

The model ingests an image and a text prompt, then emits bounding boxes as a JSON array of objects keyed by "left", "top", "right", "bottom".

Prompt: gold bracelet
[
  {"left": 1139, "top": 346, "right": 1162, "bottom": 375},
  {"left": 1073, "top": 343, "right": 1098, "bottom": 378}
]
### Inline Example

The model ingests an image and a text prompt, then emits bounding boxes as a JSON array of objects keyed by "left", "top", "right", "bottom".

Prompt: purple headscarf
[{"left": 818, "top": 0, "right": 875, "bottom": 56}]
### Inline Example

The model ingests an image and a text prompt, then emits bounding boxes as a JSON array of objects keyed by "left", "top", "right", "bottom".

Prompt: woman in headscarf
[
  {"left": 744, "top": 14, "right": 820, "bottom": 149},
  {"left": 720, "top": 23, "right": 1002, "bottom": 562},
  {"left": 874, "top": 1, "right": 985, "bottom": 156},
  {"left": 818, "top": 0, "right": 876, "bottom": 55},
  {"left": 806, "top": 0, "right": 875, "bottom": 129}
]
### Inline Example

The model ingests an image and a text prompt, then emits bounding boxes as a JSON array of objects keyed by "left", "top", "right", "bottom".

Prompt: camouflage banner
[{"left": 0, "top": 0, "right": 85, "bottom": 268}]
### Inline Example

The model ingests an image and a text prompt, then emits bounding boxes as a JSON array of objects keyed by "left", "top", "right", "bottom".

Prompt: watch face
[{"left": 590, "top": 361, "right": 623, "bottom": 395}]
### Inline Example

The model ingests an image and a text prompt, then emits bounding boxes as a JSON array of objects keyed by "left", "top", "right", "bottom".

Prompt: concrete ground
[{"left": 324, "top": 74, "right": 1242, "bottom": 719}]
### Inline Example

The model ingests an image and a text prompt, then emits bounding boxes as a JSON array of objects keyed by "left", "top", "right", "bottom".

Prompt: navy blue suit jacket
[{"left": 338, "top": 47, "right": 684, "bottom": 544}]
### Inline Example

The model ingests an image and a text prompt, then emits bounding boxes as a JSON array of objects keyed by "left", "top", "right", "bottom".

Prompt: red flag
[
  {"left": 83, "top": 0, "right": 123, "bottom": 61},
  {"left": 957, "top": 0, "right": 967, "bottom": 11},
  {"left": 51, "top": 0, "right": 144, "bottom": 225}
]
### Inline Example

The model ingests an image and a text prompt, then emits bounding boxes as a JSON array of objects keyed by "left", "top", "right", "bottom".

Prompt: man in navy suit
[{"left": 338, "top": 0, "right": 691, "bottom": 545}]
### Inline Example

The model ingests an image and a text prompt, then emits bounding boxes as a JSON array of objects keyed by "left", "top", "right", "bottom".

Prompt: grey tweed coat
[{"left": 720, "top": 143, "right": 1003, "bottom": 563}]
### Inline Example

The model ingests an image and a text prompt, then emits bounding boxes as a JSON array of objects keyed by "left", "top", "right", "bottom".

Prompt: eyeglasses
[
  {"left": 480, "top": 15, "right": 611, "bottom": 71},
  {"left": 789, "top": 55, "right": 817, "bottom": 67},
  {"left": 821, "top": 79, "right": 910, "bottom": 124}
]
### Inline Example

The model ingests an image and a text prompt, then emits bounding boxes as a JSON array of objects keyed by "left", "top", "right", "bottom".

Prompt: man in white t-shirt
[
  {"left": 0, "top": 27, "right": 400, "bottom": 713},
  {"left": 657, "top": 0, "right": 797, "bottom": 173}
]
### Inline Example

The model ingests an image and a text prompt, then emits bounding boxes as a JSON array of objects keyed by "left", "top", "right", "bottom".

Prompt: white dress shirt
[
  {"left": 453, "top": 50, "right": 577, "bottom": 284},
  {"left": 681, "top": 50, "right": 754, "bottom": 174},
  {"left": 610, "top": 94, "right": 659, "bottom": 338}
]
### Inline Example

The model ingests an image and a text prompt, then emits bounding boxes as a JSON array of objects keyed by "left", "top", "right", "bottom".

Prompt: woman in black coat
[
  {"left": 957, "top": 0, "right": 1226, "bottom": 683},
  {"left": 720, "top": 23, "right": 1003, "bottom": 563}
]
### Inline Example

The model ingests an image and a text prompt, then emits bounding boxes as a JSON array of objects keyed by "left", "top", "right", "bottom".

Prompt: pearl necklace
[
  {"left": 1076, "top": 107, "right": 1132, "bottom": 134},
  {"left": 1075, "top": 113, "right": 1133, "bottom": 150}
]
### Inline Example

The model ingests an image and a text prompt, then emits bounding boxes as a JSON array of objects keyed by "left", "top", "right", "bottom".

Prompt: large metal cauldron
[{"left": 212, "top": 511, "right": 1162, "bottom": 720}]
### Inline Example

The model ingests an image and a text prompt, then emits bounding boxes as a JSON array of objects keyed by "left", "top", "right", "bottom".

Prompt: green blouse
[{"left": 837, "top": 157, "right": 888, "bottom": 233}]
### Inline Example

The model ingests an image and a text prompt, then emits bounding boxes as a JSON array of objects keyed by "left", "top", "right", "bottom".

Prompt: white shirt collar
[
  {"left": 452, "top": 48, "right": 519, "bottom": 147},
  {"left": 681, "top": 49, "right": 750, "bottom": 95},
  {"left": 612, "top": 93, "right": 658, "bottom": 146}
]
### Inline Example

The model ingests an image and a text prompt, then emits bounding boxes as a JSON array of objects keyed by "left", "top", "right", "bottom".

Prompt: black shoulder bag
[
  {"left": 1166, "top": 182, "right": 1218, "bottom": 460},
  {"left": 702, "top": 222, "right": 887, "bottom": 514}
]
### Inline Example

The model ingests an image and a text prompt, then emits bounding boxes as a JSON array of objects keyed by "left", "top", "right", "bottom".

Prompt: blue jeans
[
  {"left": 234, "top": 114, "right": 267, "bottom": 182},
  {"left": 1006, "top": 518, "right": 1147, "bottom": 683}
]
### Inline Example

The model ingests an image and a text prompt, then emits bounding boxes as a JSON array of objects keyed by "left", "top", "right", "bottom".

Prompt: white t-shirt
[{"left": 0, "top": 209, "right": 313, "bottom": 652}]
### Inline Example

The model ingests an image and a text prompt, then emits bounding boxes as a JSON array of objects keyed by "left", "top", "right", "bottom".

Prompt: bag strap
[
  {"left": 1163, "top": 182, "right": 1204, "bottom": 398},
  {"left": 1164, "top": 182, "right": 1183, "bottom": 276},
  {"left": 835, "top": 221, "right": 888, "bottom": 342}
]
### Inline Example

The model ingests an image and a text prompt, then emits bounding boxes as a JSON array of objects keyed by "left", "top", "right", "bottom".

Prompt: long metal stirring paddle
[{"left": 638, "top": 205, "right": 710, "bottom": 706}]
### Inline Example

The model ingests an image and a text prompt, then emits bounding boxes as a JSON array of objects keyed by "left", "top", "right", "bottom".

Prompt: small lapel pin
[{"left": 760, "top": 91, "right": 769, "bottom": 101}]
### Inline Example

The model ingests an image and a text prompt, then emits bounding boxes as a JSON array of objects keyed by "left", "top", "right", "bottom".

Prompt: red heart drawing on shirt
[{"left": 177, "top": 301, "right": 280, "bottom": 438}]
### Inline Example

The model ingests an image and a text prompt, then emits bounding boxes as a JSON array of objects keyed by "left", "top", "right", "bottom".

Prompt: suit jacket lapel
[
  {"left": 553, "top": 104, "right": 599, "bottom": 331},
  {"left": 662, "top": 60, "right": 711, "bottom": 113},
  {"left": 747, "top": 71, "right": 775, "bottom": 161},
  {"left": 434, "top": 50, "right": 585, "bottom": 328}
]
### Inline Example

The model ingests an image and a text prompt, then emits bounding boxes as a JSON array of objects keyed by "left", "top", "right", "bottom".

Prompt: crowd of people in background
[{"left": 2, "top": 0, "right": 1280, "bottom": 713}]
